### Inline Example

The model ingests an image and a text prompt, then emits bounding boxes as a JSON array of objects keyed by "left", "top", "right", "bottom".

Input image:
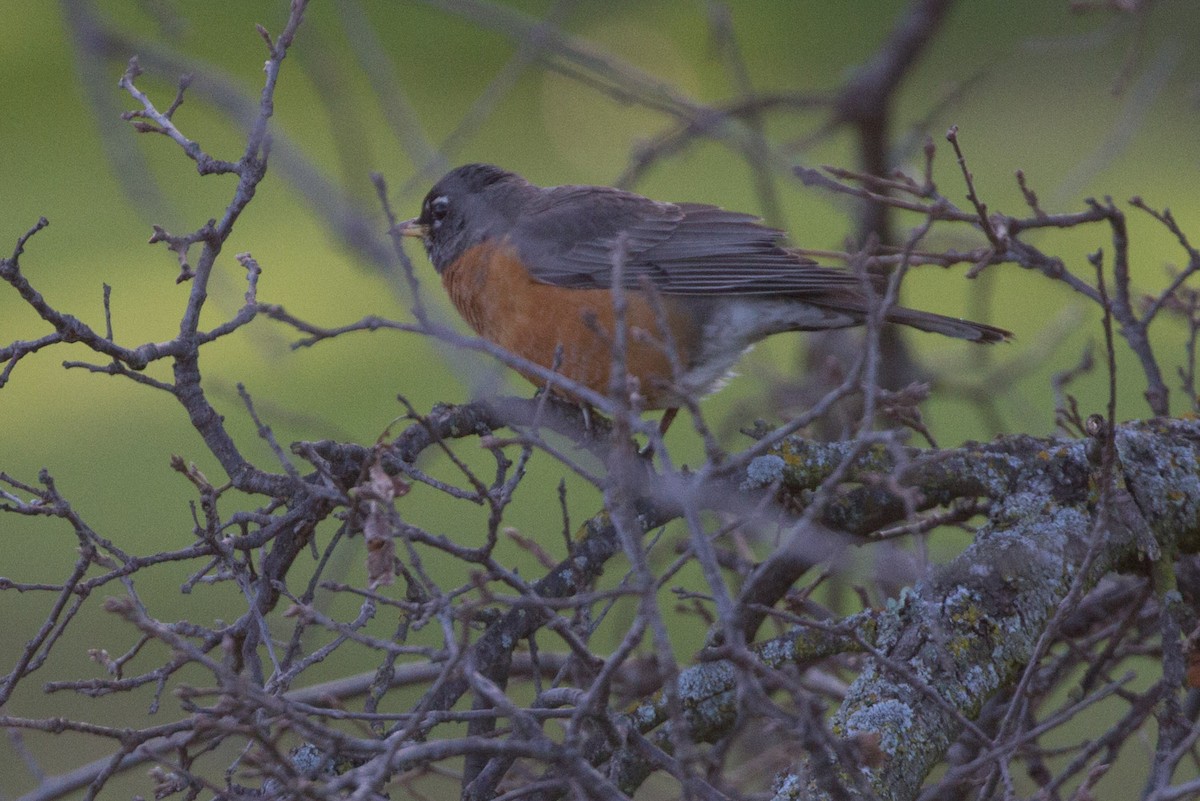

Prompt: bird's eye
[{"left": 430, "top": 196, "right": 450, "bottom": 222}]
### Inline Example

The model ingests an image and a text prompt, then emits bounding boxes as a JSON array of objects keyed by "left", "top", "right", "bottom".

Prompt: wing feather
[{"left": 512, "top": 187, "right": 861, "bottom": 295}]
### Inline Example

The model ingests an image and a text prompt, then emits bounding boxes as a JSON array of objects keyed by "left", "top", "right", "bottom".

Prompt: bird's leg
[
  {"left": 634, "top": 407, "right": 678, "bottom": 459},
  {"left": 658, "top": 407, "right": 679, "bottom": 437},
  {"left": 530, "top": 383, "right": 594, "bottom": 435}
]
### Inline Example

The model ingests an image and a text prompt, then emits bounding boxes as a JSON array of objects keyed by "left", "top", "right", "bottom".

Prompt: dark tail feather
[{"left": 885, "top": 306, "right": 1012, "bottom": 343}]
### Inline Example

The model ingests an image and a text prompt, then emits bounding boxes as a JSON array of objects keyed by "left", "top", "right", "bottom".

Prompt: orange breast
[{"left": 441, "top": 241, "right": 699, "bottom": 409}]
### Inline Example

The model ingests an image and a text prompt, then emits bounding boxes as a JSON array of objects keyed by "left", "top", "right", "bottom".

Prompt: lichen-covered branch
[{"left": 771, "top": 419, "right": 1200, "bottom": 800}]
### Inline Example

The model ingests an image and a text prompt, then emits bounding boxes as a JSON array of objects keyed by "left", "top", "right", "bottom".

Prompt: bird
[{"left": 399, "top": 163, "right": 1009, "bottom": 427}]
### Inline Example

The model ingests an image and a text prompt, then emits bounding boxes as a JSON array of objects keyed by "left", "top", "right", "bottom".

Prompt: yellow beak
[{"left": 397, "top": 218, "right": 429, "bottom": 239}]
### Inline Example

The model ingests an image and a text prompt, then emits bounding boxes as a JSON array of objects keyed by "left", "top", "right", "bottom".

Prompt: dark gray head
[{"left": 403, "top": 164, "right": 537, "bottom": 273}]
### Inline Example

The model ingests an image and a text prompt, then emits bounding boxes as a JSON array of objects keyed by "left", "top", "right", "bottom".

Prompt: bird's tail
[{"left": 884, "top": 306, "right": 1012, "bottom": 343}]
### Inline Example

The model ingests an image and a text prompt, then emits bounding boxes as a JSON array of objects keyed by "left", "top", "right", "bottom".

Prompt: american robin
[{"left": 400, "top": 164, "right": 1009, "bottom": 422}]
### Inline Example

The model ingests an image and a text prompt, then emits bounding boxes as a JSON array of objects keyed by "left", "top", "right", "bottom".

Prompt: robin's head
[{"left": 401, "top": 164, "right": 535, "bottom": 273}]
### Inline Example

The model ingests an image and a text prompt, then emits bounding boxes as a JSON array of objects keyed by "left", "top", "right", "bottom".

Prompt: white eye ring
[{"left": 430, "top": 196, "right": 450, "bottom": 222}]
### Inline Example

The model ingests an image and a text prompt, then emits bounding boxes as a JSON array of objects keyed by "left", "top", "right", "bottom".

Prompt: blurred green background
[{"left": 3, "top": 0, "right": 1200, "bottom": 797}]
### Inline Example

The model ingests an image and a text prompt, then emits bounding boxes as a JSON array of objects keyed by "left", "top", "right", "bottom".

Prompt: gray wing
[{"left": 512, "top": 185, "right": 862, "bottom": 296}]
